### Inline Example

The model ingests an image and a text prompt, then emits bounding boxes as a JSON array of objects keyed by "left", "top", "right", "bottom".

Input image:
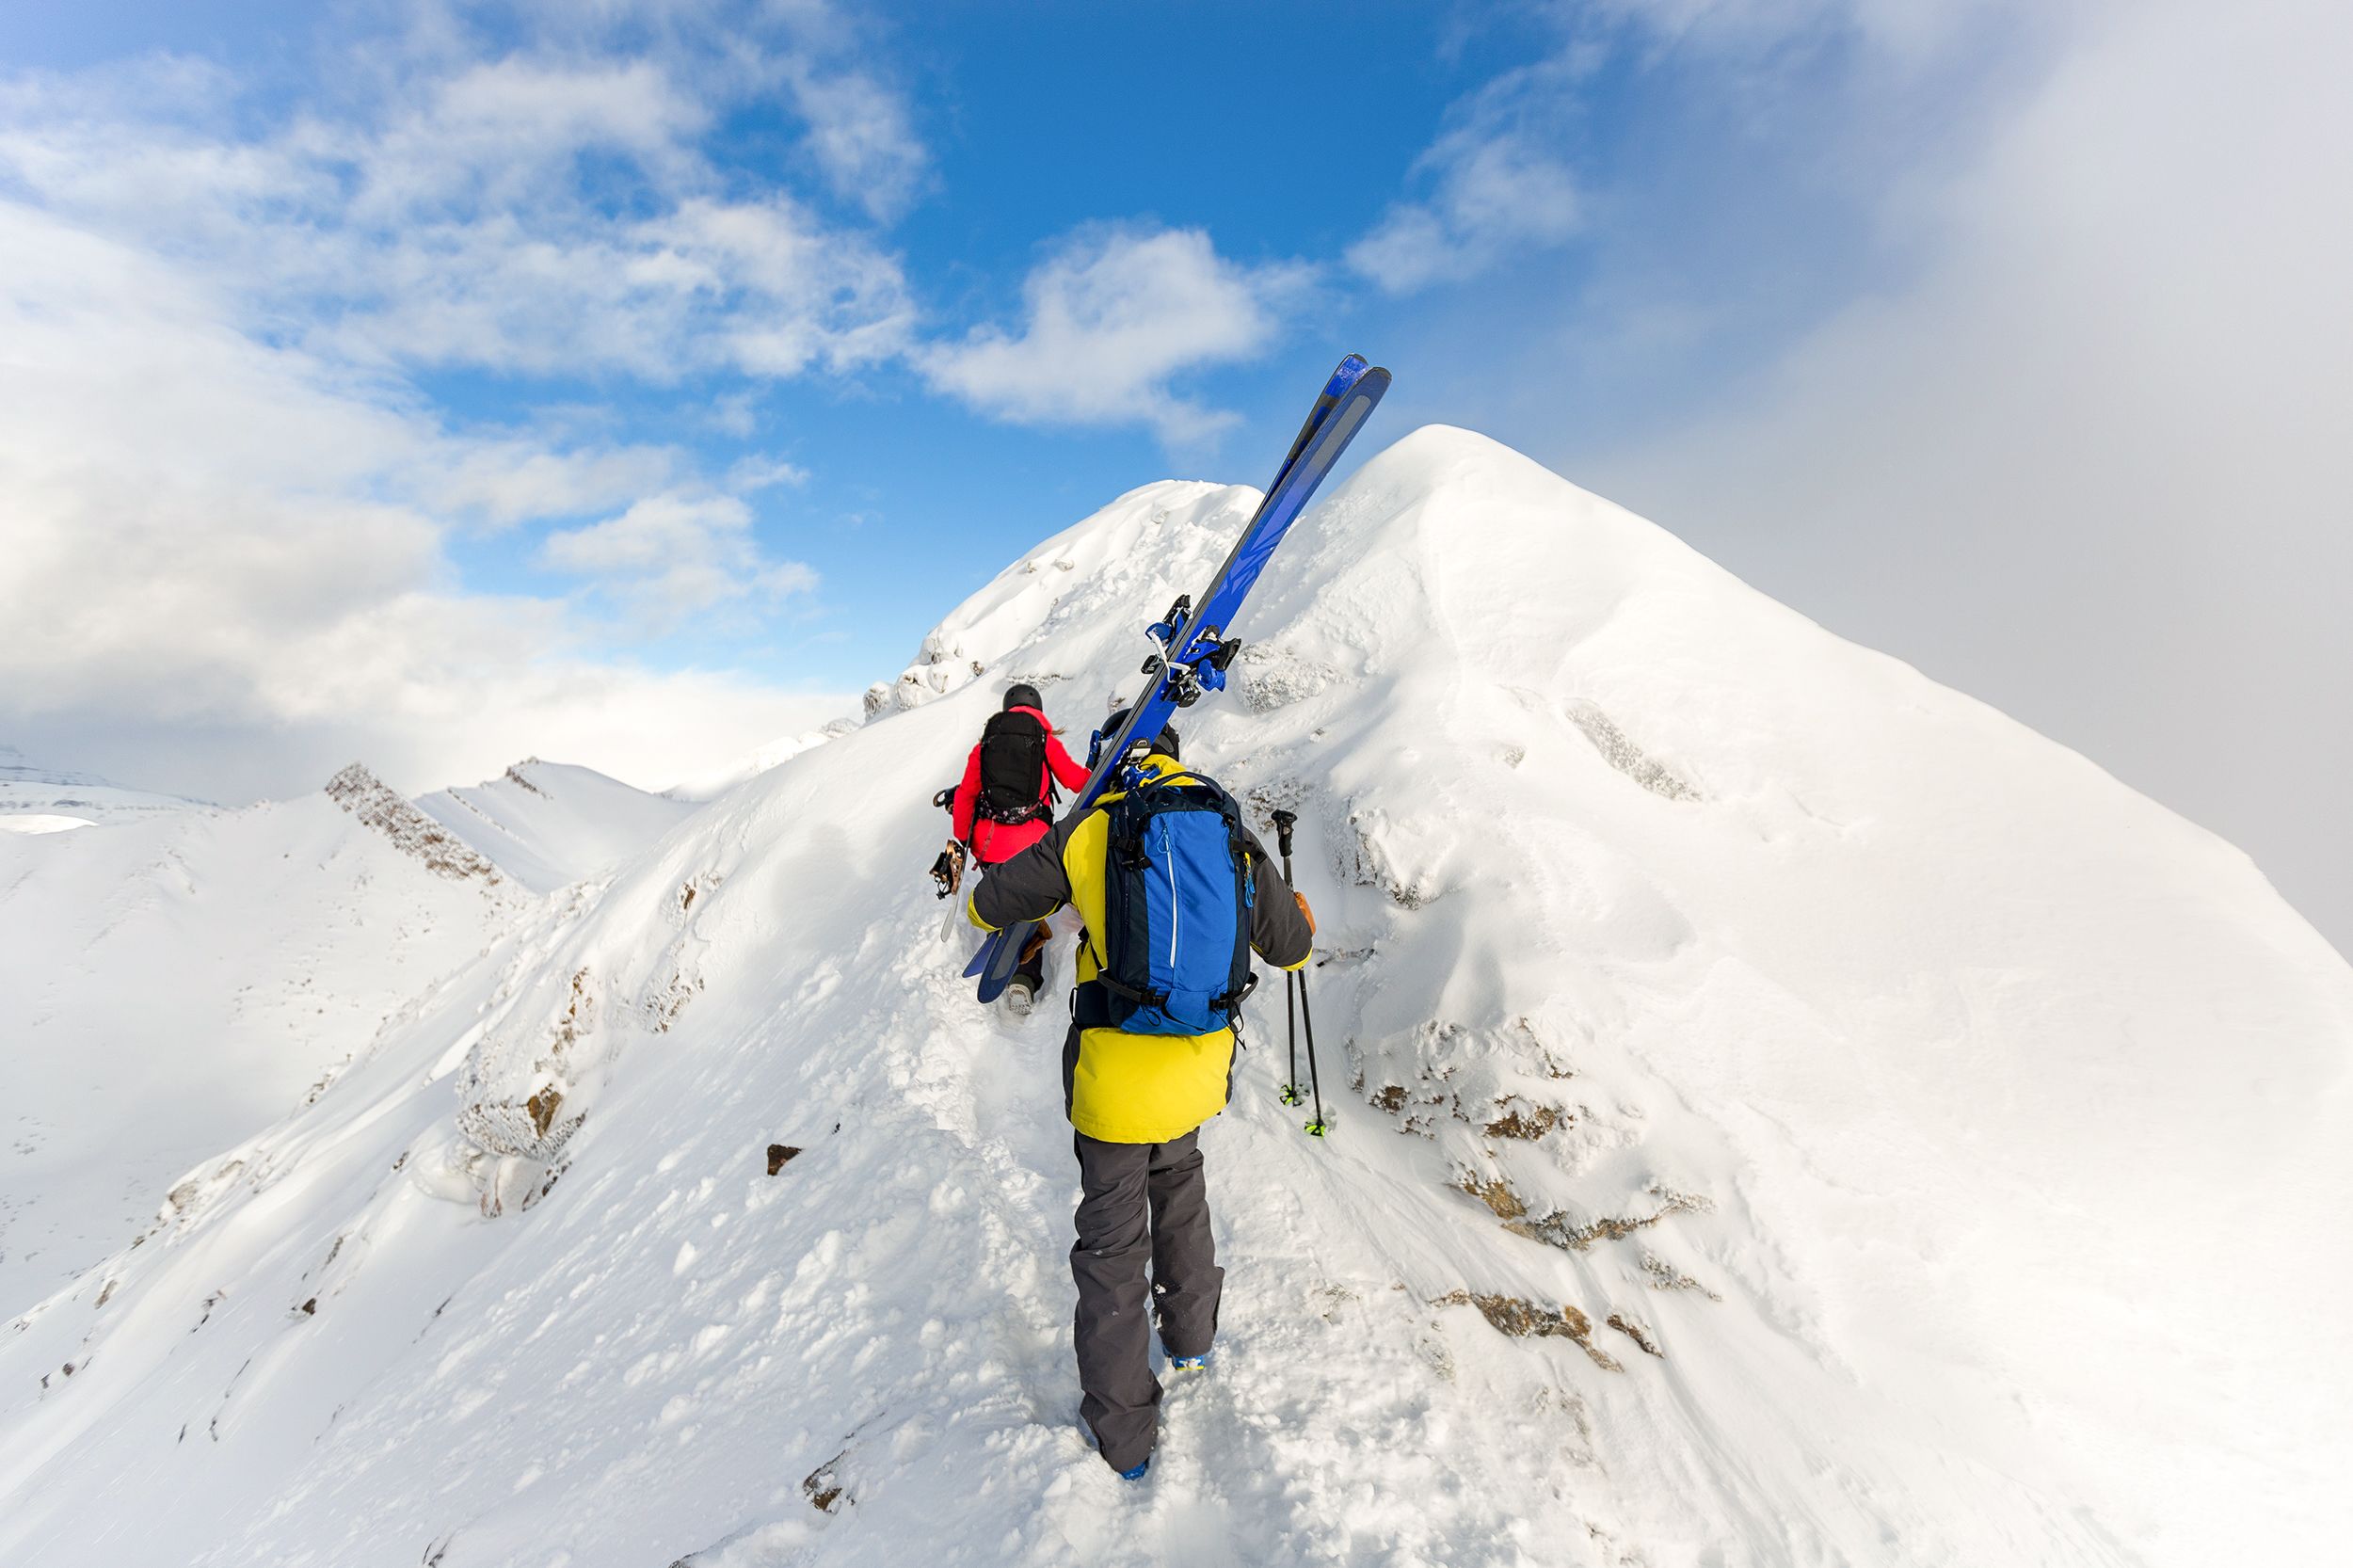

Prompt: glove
[
  {"left": 929, "top": 841, "right": 967, "bottom": 898},
  {"left": 1294, "top": 890, "right": 1316, "bottom": 935}
]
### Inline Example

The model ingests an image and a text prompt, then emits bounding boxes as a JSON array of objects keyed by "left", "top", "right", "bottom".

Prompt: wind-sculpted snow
[
  {"left": 417, "top": 760, "right": 699, "bottom": 894},
  {"left": 3, "top": 428, "right": 2349, "bottom": 1567},
  {"left": 667, "top": 720, "right": 862, "bottom": 802}
]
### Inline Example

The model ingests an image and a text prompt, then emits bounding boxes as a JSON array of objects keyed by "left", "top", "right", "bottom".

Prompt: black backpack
[{"left": 976, "top": 710, "right": 1052, "bottom": 826}]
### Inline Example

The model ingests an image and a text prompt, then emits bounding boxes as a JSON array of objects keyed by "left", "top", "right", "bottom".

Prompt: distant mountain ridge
[{"left": 0, "top": 744, "right": 216, "bottom": 824}]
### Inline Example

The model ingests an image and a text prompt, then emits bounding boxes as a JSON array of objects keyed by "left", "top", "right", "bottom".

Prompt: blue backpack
[{"left": 1091, "top": 773, "right": 1257, "bottom": 1035}]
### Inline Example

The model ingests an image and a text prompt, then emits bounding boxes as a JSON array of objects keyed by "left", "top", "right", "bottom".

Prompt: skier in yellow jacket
[{"left": 968, "top": 712, "right": 1314, "bottom": 1479}]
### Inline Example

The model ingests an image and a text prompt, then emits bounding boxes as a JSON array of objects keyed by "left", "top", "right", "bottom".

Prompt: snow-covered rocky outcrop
[
  {"left": 2, "top": 428, "right": 2345, "bottom": 1567},
  {"left": 325, "top": 762, "right": 504, "bottom": 884}
]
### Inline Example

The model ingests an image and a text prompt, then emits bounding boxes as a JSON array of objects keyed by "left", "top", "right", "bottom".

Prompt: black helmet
[
  {"left": 1099, "top": 706, "right": 1178, "bottom": 761},
  {"left": 1002, "top": 682, "right": 1043, "bottom": 712}
]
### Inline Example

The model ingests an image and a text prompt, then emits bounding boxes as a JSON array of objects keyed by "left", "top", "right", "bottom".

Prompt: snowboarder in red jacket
[{"left": 948, "top": 683, "right": 1090, "bottom": 1009}]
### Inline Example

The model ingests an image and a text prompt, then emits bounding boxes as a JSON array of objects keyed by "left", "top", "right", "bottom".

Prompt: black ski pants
[
  {"left": 1070, "top": 1127, "right": 1222, "bottom": 1473},
  {"left": 1015, "top": 922, "right": 1049, "bottom": 993}
]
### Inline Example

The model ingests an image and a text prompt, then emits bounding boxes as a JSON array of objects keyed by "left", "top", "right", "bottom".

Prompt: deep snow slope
[
  {"left": 2, "top": 428, "right": 2346, "bottom": 1568},
  {"left": 0, "top": 778, "right": 516, "bottom": 1318},
  {"left": 665, "top": 719, "right": 862, "bottom": 802},
  {"left": 417, "top": 759, "right": 701, "bottom": 893}
]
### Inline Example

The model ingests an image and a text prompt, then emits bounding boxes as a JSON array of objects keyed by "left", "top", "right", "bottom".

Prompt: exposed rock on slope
[{"left": 326, "top": 762, "right": 501, "bottom": 883}]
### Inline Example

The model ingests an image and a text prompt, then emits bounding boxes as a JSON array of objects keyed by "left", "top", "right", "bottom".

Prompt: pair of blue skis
[{"left": 965, "top": 353, "right": 1392, "bottom": 1002}]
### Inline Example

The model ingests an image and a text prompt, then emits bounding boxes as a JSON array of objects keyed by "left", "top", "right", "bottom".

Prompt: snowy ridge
[
  {"left": 325, "top": 763, "right": 503, "bottom": 884},
  {"left": 416, "top": 759, "right": 699, "bottom": 894},
  {"left": 667, "top": 719, "right": 863, "bottom": 802},
  {"left": 1, "top": 428, "right": 2346, "bottom": 1567}
]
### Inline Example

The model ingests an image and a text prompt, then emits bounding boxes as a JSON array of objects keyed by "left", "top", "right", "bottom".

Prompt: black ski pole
[
  {"left": 1269, "top": 810, "right": 1328, "bottom": 1137},
  {"left": 1271, "top": 805, "right": 1308, "bottom": 1096},
  {"left": 1272, "top": 810, "right": 1303, "bottom": 1107}
]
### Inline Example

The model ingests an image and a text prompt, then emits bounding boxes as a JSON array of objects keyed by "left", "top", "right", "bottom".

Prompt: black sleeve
[
  {"left": 968, "top": 817, "right": 1077, "bottom": 931},
  {"left": 1242, "top": 828, "right": 1314, "bottom": 970}
]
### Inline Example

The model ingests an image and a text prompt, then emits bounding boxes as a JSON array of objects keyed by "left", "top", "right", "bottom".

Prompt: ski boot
[
  {"left": 1165, "top": 1339, "right": 1212, "bottom": 1372},
  {"left": 1077, "top": 1411, "right": 1151, "bottom": 1480}
]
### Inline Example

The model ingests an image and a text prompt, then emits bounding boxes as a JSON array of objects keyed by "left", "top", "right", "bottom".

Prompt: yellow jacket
[{"left": 968, "top": 758, "right": 1314, "bottom": 1143}]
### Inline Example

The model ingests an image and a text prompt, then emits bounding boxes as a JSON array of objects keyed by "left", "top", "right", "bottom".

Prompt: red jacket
[{"left": 952, "top": 706, "right": 1092, "bottom": 863}]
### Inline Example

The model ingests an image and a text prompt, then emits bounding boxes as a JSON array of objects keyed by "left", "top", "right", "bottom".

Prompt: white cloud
[
  {"left": 709, "top": 392, "right": 760, "bottom": 438},
  {"left": 727, "top": 454, "right": 809, "bottom": 492},
  {"left": 0, "top": 178, "right": 849, "bottom": 802},
  {"left": 421, "top": 441, "right": 684, "bottom": 529},
  {"left": 781, "top": 60, "right": 930, "bottom": 220},
  {"left": 540, "top": 492, "right": 819, "bottom": 628},
  {"left": 1584, "top": 0, "right": 2353, "bottom": 954},
  {"left": 920, "top": 226, "right": 1309, "bottom": 444},
  {"left": 1593, "top": 0, "right": 2006, "bottom": 57},
  {"left": 0, "top": 19, "right": 920, "bottom": 384},
  {"left": 345, "top": 56, "right": 711, "bottom": 218},
  {"left": 1348, "top": 60, "right": 1584, "bottom": 295},
  {"left": 0, "top": 3, "right": 924, "bottom": 800},
  {"left": 1350, "top": 0, "right": 2032, "bottom": 297}
]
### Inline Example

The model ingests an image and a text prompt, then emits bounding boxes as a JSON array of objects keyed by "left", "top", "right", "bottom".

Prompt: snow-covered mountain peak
[
  {"left": 4, "top": 428, "right": 2346, "bottom": 1566},
  {"left": 865, "top": 478, "right": 1257, "bottom": 720}
]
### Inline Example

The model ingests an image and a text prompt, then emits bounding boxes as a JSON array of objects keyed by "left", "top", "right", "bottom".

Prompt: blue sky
[
  {"left": 5, "top": 0, "right": 2351, "bottom": 952},
  {"left": 0, "top": 0, "right": 1970, "bottom": 690}
]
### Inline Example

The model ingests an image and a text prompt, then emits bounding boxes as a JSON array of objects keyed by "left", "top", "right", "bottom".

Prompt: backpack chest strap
[{"left": 1075, "top": 971, "right": 1257, "bottom": 1032}]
